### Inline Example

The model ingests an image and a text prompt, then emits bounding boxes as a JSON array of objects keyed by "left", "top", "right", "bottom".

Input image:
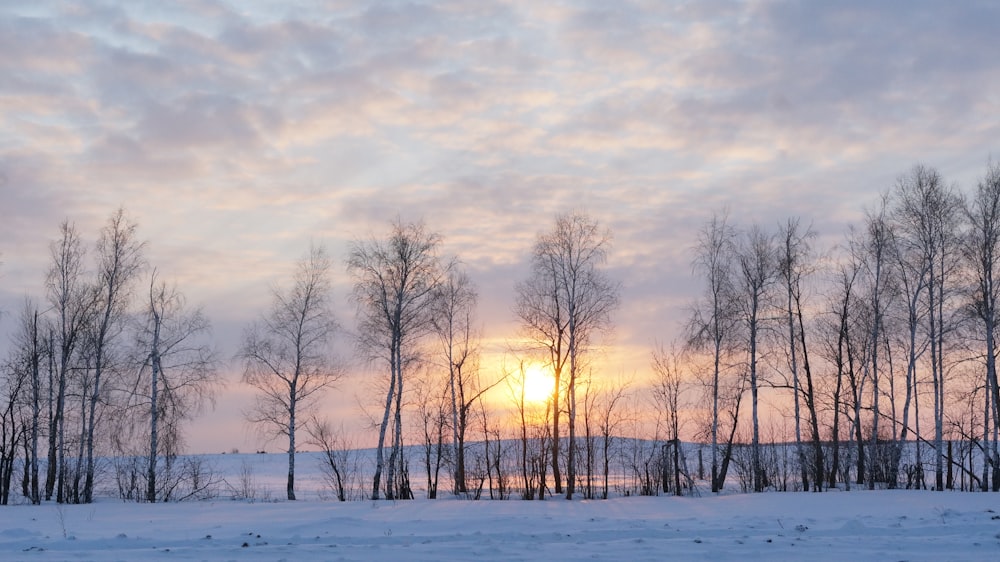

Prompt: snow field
[{"left": 1, "top": 453, "right": 999, "bottom": 560}]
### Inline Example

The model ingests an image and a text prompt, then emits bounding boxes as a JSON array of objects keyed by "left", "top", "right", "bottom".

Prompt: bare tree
[
  {"left": 596, "top": 379, "right": 628, "bottom": 499},
  {"left": 687, "top": 211, "right": 738, "bottom": 492},
  {"left": 652, "top": 343, "right": 685, "bottom": 496},
  {"left": 414, "top": 367, "right": 449, "bottom": 499},
  {"left": 885, "top": 192, "right": 932, "bottom": 489},
  {"left": 514, "top": 212, "right": 619, "bottom": 499},
  {"left": 735, "top": 224, "right": 778, "bottom": 493},
  {"left": 241, "top": 244, "right": 340, "bottom": 500},
  {"left": 307, "top": 417, "right": 357, "bottom": 501},
  {"left": 348, "top": 219, "right": 442, "bottom": 500},
  {"left": 961, "top": 160, "right": 1000, "bottom": 491},
  {"left": 818, "top": 248, "right": 862, "bottom": 489},
  {"left": 45, "top": 221, "right": 92, "bottom": 503},
  {"left": 0, "top": 349, "right": 28, "bottom": 505},
  {"left": 859, "top": 196, "right": 894, "bottom": 490},
  {"left": 894, "top": 165, "right": 962, "bottom": 490},
  {"left": 82, "top": 207, "right": 146, "bottom": 503},
  {"left": 2, "top": 300, "right": 48, "bottom": 504},
  {"left": 430, "top": 264, "right": 480, "bottom": 495},
  {"left": 580, "top": 369, "right": 627, "bottom": 500},
  {"left": 8, "top": 300, "right": 48, "bottom": 504},
  {"left": 134, "top": 271, "right": 218, "bottom": 502},
  {"left": 777, "top": 218, "right": 823, "bottom": 491},
  {"left": 507, "top": 360, "right": 550, "bottom": 500}
]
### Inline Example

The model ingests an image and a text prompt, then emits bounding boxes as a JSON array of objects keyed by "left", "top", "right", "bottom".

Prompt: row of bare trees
[
  {"left": 0, "top": 209, "right": 219, "bottom": 504},
  {"left": 236, "top": 212, "right": 623, "bottom": 502},
  {"left": 9, "top": 161, "right": 1000, "bottom": 503},
  {"left": 0, "top": 209, "right": 623, "bottom": 504},
  {"left": 687, "top": 161, "right": 1000, "bottom": 493}
]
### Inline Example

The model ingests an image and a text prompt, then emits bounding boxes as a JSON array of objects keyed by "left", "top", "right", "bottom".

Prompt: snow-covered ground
[{"left": 2, "top": 453, "right": 999, "bottom": 561}]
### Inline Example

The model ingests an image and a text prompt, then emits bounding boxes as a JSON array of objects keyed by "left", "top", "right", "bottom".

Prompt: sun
[{"left": 522, "top": 363, "right": 556, "bottom": 404}]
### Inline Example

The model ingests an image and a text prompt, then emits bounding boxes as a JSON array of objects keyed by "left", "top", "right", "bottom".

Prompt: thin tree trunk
[
  {"left": 787, "top": 282, "right": 806, "bottom": 491},
  {"left": 749, "top": 297, "right": 762, "bottom": 493},
  {"left": 146, "top": 329, "right": 160, "bottom": 502},
  {"left": 551, "top": 365, "right": 562, "bottom": 495},
  {"left": 372, "top": 367, "right": 395, "bottom": 500},
  {"left": 84, "top": 354, "right": 102, "bottom": 503},
  {"left": 796, "top": 302, "right": 822, "bottom": 491},
  {"left": 287, "top": 390, "right": 296, "bottom": 501},
  {"left": 30, "top": 313, "right": 41, "bottom": 504},
  {"left": 712, "top": 334, "right": 721, "bottom": 492},
  {"left": 449, "top": 355, "right": 462, "bottom": 494},
  {"left": 566, "top": 323, "right": 577, "bottom": 500},
  {"left": 45, "top": 331, "right": 57, "bottom": 501}
]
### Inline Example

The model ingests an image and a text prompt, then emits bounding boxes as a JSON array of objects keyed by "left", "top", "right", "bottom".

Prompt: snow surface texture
[{"left": 2, "top": 454, "right": 999, "bottom": 561}]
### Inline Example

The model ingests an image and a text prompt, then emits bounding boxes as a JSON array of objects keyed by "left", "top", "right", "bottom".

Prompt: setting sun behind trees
[{"left": 521, "top": 363, "right": 556, "bottom": 404}]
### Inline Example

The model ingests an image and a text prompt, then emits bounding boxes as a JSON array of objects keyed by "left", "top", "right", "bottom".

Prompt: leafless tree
[
  {"left": 580, "top": 369, "right": 628, "bottom": 500},
  {"left": 687, "top": 211, "right": 738, "bottom": 492},
  {"left": 893, "top": 165, "right": 962, "bottom": 490},
  {"left": 735, "top": 224, "right": 778, "bottom": 492},
  {"left": 348, "top": 219, "right": 442, "bottom": 500},
  {"left": 7, "top": 300, "right": 48, "bottom": 504},
  {"left": 430, "top": 264, "right": 480, "bottom": 495},
  {"left": 1, "top": 300, "right": 47, "bottom": 504},
  {"left": 133, "top": 271, "right": 218, "bottom": 502},
  {"left": 307, "top": 417, "right": 357, "bottom": 501},
  {"left": 241, "top": 244, "right": 340, "bottom": 500},
  {"left": 414, "top": 367, "right": 449, "bottom": 499},
  {"left": 507, "top": 360, "right": 550, "bottom": 500},
  {"left": 596, "top": 379, "right": 629, "bottom": 499},
  {"left": 0, "top": 350, "right": 28, "bottom": 505},
  {"left": 651, "top": 342, "right": 685, "bottom": 496},
  {"left": 817, "top": 247, "right": 862, "bottom": 489},
  {"left": 82, "top": 207, "right": 146, "bottom": 503},
  {"left": 44, "top": 220, "right": 92, "bottom": 503},
  {"left": 887, "top": 196, "right": 929, "bottom": 489},
  {"left": 777, "top": 218, "right": 823, "bottom": 491},
  {"left": 858, "top": 197, "right": 895, "bottom": 490},
  {"left": 961, "top": 160, "right": 1000, "bottom": 491},
  {"left": 514, "top": 211, "right": 619, "bottom": 499}
]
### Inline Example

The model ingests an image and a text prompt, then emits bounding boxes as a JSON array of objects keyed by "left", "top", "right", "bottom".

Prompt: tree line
[
  {"left": 0, "top": 209, "right": 217, "bottom": 505},
  {"left": 0, "top": 208, "right": 621, "bottom": 504},
  {"left": 2, "top": 160, "right": 1000, "bottom": 505},
  {"left": 688, "top": 161, "right": 1000, "bottom": 494}
]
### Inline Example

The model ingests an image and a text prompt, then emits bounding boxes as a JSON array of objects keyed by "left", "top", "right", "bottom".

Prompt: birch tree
[
  {"left": 135, "top": 272, "right": 217, "bottom": 502},
  {"left": 735, "top": 224, "right": 777, "bottom": 493},
  {"left": 430, "top": 265, "right": 478, "bottom": 495},
  {"left": 778, "top": 218, "right": 823, "bottom": 491},
  {"left": 818, "top": 252, "right": 862, "bottom": 488},
  {"left": 5, "top": 300, "right": 48, "bottom": 504},
  {"left": 514, "top": 212, "right": 619, "bottom": 499},
  {"left": 860, "top": 197, "right": 894, "bottom": 490},
  {"left": 888, "top": 196, "right": 929, "bottom": 489},
  {"left": 82, "top": 207, "right": 145, "bottom": 503},
  {"left": 894, "top": 166, "right": 961, "bottom": 490},
  {"left": 687, "top": 211, "right": 738, "bottom": 492},
  {"left": 652, "top": 343, "right": 686, "bottom": 496},
  {"left": 961, "top": 160, "right": 1000, "bottom": 491},
  {"left": 241, "top": 244, "right": 340, "bottom": 500},
  {"left": 348, "top": 219, "right": 442, "bottom": 500},
  {"left": 45, "top": 221, "right": 91, "bottom": 503}
]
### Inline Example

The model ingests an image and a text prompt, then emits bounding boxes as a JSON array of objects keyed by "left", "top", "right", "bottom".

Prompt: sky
[{"left": 1, "top": 0, "right": 999, "bottom": 453}]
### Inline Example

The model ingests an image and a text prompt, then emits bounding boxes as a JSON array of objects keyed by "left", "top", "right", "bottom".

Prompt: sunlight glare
[{"left": 522, "top": 364, "right": 555, "bottom": 404}]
